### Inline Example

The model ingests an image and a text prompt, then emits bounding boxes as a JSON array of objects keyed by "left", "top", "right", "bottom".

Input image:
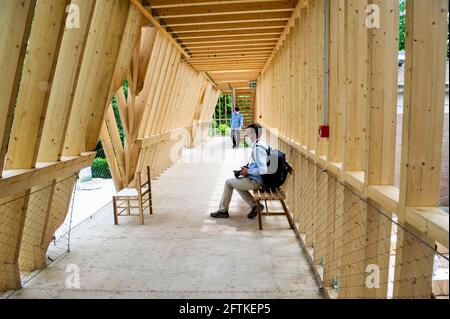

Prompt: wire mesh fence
[
  {"left": 0, "top": 174, "right": 77, "bottom": 290},
  {"left": 276, "top": 136, "right": 449, "bottom": 299},
  {"left": 0, "top": 148, "right": 115, "bottom": 292}
]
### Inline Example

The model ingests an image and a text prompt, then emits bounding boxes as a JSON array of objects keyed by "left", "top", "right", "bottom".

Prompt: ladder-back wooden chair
[
  {"left": 113, "top": 166, "right": 153, "bottom": 225},
  {"left": 253, "top": 162, "right": 295, "bottom": 230}
]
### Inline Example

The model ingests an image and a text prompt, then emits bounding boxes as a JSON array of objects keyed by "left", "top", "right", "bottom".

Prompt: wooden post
[
  {"left": 0, "top": 0, "right": 69, "bottom": 287},
  {"left": 338, "top": 0, "right": 370, "bottom": 298},
  {"left": 394, "top": 0, "right": 448, "bottom": 299},
  {"left": 63, "top": 0, "right": 130, "bottom": 156},
  {"left": 363, "top": 0, "right": 399, "bottom": 299},
  {"left": 37, "top": 0, "right": 96, "bottom": 162},
  {"left": 0, "top": 0, "right": 36, "bottom": 176},
  {"left": 6, "top": 0, "right": 70, "bottom": 170}
]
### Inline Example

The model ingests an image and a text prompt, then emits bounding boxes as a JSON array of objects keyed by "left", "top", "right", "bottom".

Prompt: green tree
[
  {"left": 111, "top": 79, "right": 128, "bottom": 147},
  {"left": 399, "top": 0, "right": 449, "bottom": 58},
  {"left": 214, "top": 94, "right": 233, "bottom": 127},
  {"left": 399, "top": 0, "right": 406, "bottom": 52}
]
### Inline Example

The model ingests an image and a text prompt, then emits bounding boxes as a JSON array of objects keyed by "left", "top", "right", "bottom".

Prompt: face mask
[{"left": 245, "top": 136, "right": 252, "bottom": 145}]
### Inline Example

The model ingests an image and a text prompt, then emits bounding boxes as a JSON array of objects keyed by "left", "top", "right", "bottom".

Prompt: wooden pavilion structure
[{"left": 0, "top": 0, "right": 448, "bottom": 298}]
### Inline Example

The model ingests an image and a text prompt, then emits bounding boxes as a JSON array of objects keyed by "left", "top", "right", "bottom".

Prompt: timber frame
[
  {"left": 0, "top": 0, "right": 448, "bottom": 298},
  {"left": 256, "top": 0, "right": 448, "bottom": 298},
  {"left": 0, "top": 0, "right": 219, "bottom": 291}
]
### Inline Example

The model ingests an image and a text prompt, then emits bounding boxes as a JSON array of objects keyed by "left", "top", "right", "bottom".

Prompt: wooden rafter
[
  {"left": 171, "top": 20, "right": 287, "bottom": 33},
  {"left": 159, "top": 12, "right": 292, "bottom": 26},
  {"left": 145, "top": 0, "right": 299, "bottom": 84},
  {"left": 150, "top": 1, "right": 297, "bottom": 19},
  {"left": 150, "top": 0, "right": 296, "bottom": 9}
]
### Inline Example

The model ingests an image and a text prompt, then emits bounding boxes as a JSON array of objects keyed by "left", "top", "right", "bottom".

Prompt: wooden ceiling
[{"left": 144, "top": 0, "right": 299, "bottom": 91}]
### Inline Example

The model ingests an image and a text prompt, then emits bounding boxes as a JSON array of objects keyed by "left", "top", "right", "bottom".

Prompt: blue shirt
[
  {"left": 247, "top": 139, "right": 269, "bottom": 184},
  {"left": 230, "top": 112, "right": 243, "bottom": 130}
]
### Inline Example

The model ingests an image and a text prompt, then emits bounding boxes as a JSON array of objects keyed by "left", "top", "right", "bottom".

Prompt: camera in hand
[{"left": 233, "top": 165, "right": 249, "bottom": 178}]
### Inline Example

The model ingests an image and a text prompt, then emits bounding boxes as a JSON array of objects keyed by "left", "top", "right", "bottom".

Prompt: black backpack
[{"left": 255, "top": 145, "right": 291, "bottom": 189}]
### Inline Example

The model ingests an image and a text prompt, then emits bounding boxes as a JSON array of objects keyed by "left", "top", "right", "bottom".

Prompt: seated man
[{"left": 211, "top": 123, "right": 268, "bottom": 219}]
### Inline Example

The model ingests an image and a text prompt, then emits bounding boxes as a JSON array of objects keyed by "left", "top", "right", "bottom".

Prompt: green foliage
[
  {"left": 218, "top": 123, "right": 230, "bottom": 136},
  {"left": 110, "top": 79, "right": 129, "bottom": 147},
  {"left": 214, "top": 94, "right": 233, "bottom": 126},
  {"left": 399, "top": 0, "right": 406, "bottom": 52},
  {"left": 399, "top": 0, "right": 449, "bottom": 58},
  {"left": 111, "top": 96, "right": 125, "bottom": 146},
  {"left": 240, "top": 139, "right": 251, "bottom": 148},
  {"left": 91, "top": 158, "right": 112, "bottom": 179},
  {"left": 208, "top": 121, "right": 218, "bottom": 136},
  {"left": 123, "top": 79, "right": 129, "bottom": 101},
  {"left": 92, "top": 79, "right": 130, "bottom": 179}
]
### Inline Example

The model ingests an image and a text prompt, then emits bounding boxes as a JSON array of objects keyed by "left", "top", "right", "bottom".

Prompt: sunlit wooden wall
[
  {"left": 256, "top": 0, "right": 448, "bottom": 298},
  {"left": 0, "top": 0, "right": 218, "bottom": 291},
  {"left": 99, "top": 24, "right": 219, "bottom": 190}
]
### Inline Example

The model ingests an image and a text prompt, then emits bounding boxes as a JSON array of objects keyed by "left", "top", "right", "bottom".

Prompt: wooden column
[
  {"left": 16, "top": 1, "right": 95, "bottom": 273},
  {"left": 37, "top": 0, "right": 96, "bottom": 162},
  {"left": 0, "top": 0, "right": 36, "bottom": 176},
  {"left": 363, "top": 0, "right": 399, "bottom": 299},
  {"left": 63, "top": 0, "right": 129, "bottom": 156},
  {"left": 0, "top": 0, "right": 69, "bottom": 289},
  {"left": 343, "top": 0, "right": 369, "bottom": 174},
  {"left": 394, "top": 0, "right": 448, "bottom": 299},
  {"left": 327, "top": 0, "right": 345, "bottom": 165},
  {"left": 6, "top": 0, "right": 70, "bottom": 170},
  {"left": 339, "top": 0, "right": 370, "bottom": 298}
]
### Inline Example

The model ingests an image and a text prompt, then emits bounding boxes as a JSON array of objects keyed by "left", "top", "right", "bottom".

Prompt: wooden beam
[
  {"left": 63, "top": 0, "right": 130, "bottom": 156},
  {"left": 189, "top": 46, "right": 275, "bottom": 53},
  {"left": 366, "top": 0, "right": 399, "bottom": 186},
  {"left": 327, "top": 0, "right": 345, "bottom": 164},
  {"left": 5, "top": 0, "right": 70, "bottom": 170},
  {"left": 171, "top": 20, "right": 287, "bottom": 33},
  {"left": 185, "top": 41, "right": 277, "bottom": 49},
  {"left": 191, "top": 57, "right": 268, "bottom": 63},
  {"left": 150, "top": 0, "right": 295, "bottom": 8},
  {"left": 394, "top": 0, "right": 448, "bottom": 299},
  {"left": 177, "top": 29, "right": 283, "bottom": 39},
  {"left": 406, "top": 207, "right": 449, "bottom": 248},
  {"left": 160, "top": 11, "right": 292, "bottom": 27},
  {"left": 0, "top": 0, "right": 36, "bottom": 176},
  {"left": 0, "top": 153, "right": 96, "bottom": 199},
  {"left": 129, "top": 0, "right": 190, "bottom": 58},
  {"left": 194, "top": 65, "right": 265, "bottom": 69},
  {"left": 261, "top": 0, "right": 302, "bottom": 73},
  {"left": 152, "top": 1, "right": 297, "bottom": 19},
  {"left": 190, "top": 52, "right": 271, "bottom": 58},
  {"left": 182, "top": 35, "right": 280, "bottom": 44},
  {"left": 37, "top": 0, "right": 96, "bottom": 162},
  {"left": 342, "top": 0, "right": 369, "bottom": 174}
]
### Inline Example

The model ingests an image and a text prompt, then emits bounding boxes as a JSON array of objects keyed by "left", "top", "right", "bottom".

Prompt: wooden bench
[
  {"left": 253, "top": 163, "right": 295, "bottom": 230},
  {"left": 113, "top": 166, "right": 153, "bottom": 225}
]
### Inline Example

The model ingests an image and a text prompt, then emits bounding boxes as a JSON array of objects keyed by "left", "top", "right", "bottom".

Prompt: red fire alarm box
[{"left": 319, "top": 125, "right": 330, "bottom": 138}]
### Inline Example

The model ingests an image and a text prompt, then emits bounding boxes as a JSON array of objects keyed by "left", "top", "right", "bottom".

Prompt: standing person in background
[{"left": 230, "top": 107, "right": 243, "bottom": 149}]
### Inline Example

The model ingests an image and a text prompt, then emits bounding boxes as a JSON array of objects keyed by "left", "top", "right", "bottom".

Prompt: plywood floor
[{"left": 9, "top": 137, "right": 321, "bottom": 299}]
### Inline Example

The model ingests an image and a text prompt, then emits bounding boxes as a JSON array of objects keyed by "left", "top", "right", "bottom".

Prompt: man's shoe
[
  {"left": 247, "top": 204, "right": 264, "bottom": 219},
  {"left": 211, "top": 210, "right": 230, "bottom": 218}
]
